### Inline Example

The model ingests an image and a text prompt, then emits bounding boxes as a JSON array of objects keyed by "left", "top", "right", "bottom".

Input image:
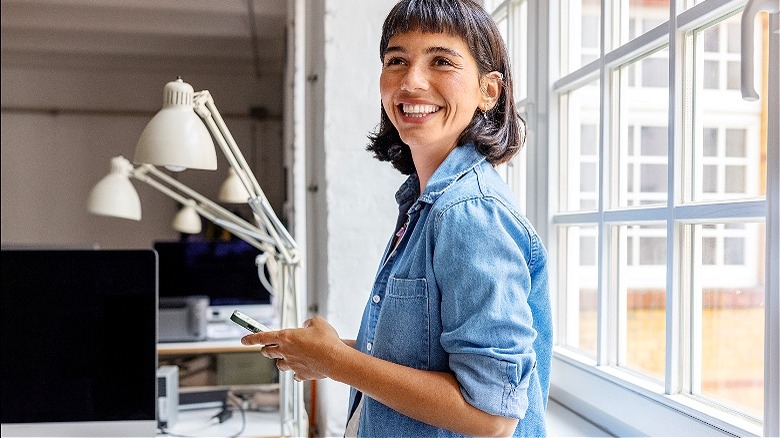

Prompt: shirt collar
[{"left": 394, "top": 143, "right": 486, "bottom": 208}]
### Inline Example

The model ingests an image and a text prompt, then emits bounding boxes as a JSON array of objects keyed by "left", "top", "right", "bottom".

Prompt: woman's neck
[{"left": 410, "top": 143, "right": 457, "bottom": 193}]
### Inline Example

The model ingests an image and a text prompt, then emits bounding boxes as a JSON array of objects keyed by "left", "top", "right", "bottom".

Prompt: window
[
  {"left": 487, "top": 0, "right": 779, "bottom": 435},
  {"left": 491, "top": 0, "right": 529, "bottom": 212}
]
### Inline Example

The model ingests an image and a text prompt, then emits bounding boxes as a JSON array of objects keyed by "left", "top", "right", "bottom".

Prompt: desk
[
  {"left": 158, "top": 339, "right": 263, "bottom": 356},
  {"left": 157, "top": 340, "right": 283, "bottom": 438}
]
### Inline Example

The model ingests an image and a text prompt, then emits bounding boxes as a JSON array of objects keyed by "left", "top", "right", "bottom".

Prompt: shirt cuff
[{"left": 450, "top": 352, "right": 536, "bottom": 419}]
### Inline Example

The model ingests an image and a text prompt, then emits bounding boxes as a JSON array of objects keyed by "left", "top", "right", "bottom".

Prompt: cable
[
  {"left": 255, "top": 253, "right": 277, "bottom": 296},
  {"left": 156, "top": 402, "right": 246, "bottom": 438},
  {"left": 209, "top": 403, "right": 233, "bottom": 425}
]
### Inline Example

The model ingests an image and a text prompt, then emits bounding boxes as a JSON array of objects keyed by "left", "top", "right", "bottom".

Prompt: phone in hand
[{"left": 230, "top": 310, "right": 272, "bottom": 334}]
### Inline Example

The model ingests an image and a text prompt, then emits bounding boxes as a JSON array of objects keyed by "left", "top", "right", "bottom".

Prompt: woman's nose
[{"left": 400, "top": 64, "right": 428, "bottom": 91}]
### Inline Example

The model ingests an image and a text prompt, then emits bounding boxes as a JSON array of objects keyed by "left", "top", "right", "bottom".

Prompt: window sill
[
  {"left": 547, "top": 397, "right": 611, "bottom": 437},
  {"left": 549, "top": 351, "right": 763, "bottom": 437}
]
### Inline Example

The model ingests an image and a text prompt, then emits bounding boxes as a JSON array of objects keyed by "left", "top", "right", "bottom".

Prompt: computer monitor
[
  {"left": 153, "top": 239, "right": 275, "bottom": 326},
  {"left": 0, "top": 249, "right": 158, "bottom": 437}
]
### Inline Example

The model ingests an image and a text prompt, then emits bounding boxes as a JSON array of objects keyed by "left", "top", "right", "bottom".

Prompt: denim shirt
[{"left": 348, "top": 143, "right": 553, "bottom": 437}]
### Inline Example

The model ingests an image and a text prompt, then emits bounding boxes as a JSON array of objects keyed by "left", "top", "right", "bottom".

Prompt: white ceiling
[{"left": 0, "top": 0, "right": 288, "bottom": 76}]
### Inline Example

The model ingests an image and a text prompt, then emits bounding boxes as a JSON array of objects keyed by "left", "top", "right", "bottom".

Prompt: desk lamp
[{"left": 86, "top": 78, "right": 305, "bottom": 437}]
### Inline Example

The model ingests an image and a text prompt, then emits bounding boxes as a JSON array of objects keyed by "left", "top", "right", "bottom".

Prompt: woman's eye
[
  {"left": 434, "top": 57, "right": 454, "bottom": 67},
  {"left": 384, "top": 57, "right": 404, "bottom": 67}
]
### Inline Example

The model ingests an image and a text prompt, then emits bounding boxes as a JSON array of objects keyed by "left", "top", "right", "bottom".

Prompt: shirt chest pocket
[{"left": 373, "top": 277, "right": 430, "bottom": 370}]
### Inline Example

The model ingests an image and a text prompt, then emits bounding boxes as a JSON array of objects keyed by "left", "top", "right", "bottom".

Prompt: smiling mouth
[{"left": 400, "top": 103, "right": 441, "bottom": 118}]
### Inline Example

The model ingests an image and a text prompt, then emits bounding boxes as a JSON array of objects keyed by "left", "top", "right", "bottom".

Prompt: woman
[{"left": 242, "top": 0, "right": 552, "bottom": 436}]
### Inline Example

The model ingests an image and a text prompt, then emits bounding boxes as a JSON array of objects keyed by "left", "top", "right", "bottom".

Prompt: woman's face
[{"left": 380, "top": 30, "right": 485, "bottom": 161}]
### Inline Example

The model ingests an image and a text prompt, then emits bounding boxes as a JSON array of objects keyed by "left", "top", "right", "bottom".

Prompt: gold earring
[{"left": 482, "top": 105, "right": 488, "bottom": 120}]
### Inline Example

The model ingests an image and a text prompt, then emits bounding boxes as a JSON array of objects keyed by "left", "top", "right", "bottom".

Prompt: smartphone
[{"left": 230, "top": 310, "right": 272, "bottom": 334}]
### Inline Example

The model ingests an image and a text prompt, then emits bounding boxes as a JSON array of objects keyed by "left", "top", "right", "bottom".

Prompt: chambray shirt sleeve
[{"left": 433, "top": 196, "right": 538, "bottom": 420}]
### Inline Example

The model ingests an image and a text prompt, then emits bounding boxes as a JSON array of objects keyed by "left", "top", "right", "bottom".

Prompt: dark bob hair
[{"left": 366, "top": 0, "right": 526, "bottom": 175}]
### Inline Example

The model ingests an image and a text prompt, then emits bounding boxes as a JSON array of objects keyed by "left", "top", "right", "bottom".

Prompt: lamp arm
[
  {"left": 194, "top": 91, "right": 263, "bottom": 198},
  {"left": 193, "top": 91, "right": 298, "bottom": 262},
  {"left": 130, "top": 164, "right": 277, "bottom": 251}
]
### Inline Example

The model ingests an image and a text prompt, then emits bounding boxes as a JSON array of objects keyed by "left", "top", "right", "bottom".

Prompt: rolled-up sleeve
[{"left": 433, "top": 196, "right": 538, "bottom": 419}]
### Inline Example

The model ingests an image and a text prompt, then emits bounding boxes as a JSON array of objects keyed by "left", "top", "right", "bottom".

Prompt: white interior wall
[{"left": 307, "top": 0, "right": 403, "bottom": 435}]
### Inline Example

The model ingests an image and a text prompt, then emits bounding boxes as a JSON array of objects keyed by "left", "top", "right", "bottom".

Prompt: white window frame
[{"left": 488, "top": 0, "right": 779, "bottom": 436}]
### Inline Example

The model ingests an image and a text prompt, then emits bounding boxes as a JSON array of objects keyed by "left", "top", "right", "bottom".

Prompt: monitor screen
[
  {"left": 153, "top": 240, "right": 274, "bottom": 325},
  {"left": 0, "top": 249, "right": 158, "bottom": 437}
]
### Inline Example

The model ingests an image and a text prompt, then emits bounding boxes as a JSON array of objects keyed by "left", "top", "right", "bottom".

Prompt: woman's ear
[{"left": 480, "top": 71, "right": 503, "bottom": 111}]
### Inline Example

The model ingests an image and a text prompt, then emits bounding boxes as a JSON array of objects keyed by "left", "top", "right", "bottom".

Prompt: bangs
[{"left": 380, "top": 0, "right": 478, "bottom": 58}]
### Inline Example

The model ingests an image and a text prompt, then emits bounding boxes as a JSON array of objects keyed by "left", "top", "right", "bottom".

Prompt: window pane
[
  {"left": 702, "top": 165, "right": 717, "bottom": 193},
  {"left": 639, "top": 236, "right": 666, "bottom": 265},
  {"left": 703, "top": 60, "right": 719, "bottom": 89},
  {"left": 560, "top": 80, "right": 600, "bottom": 212},
  {"left": 691, "top": 222, "right": 765, "bottom": 417},
  {"left": 560, "top": 0, "right": 601, "bottom": 75},
  {"left": 690, "top": 15, "right": 765, "bottom": 202},
  {"left": 582, "top": 14, "right": 599, "bottom": 48},
  {"left": 559, "top": 225, "right": 599, "bottom": 357},
  {"left": 616, "top": 223, "right": 666, "bottom": 381},
  {"left": 702, "top": 237, "right": 717, "bottom": 264},
  {"left": 697, "top": 15, "right": 742, "bottom": 92},
  {"left": 641, "top": 126, "right": 668, "bottom": 156},
  {"left": 640, "top": 163, "right": 667, "bottom": 193},
  {"left": 580, "top": 235, "right": 597, "bottom": 266},
  {"left": 581, "top": 124, "right": 598, "bottom": 155},
  {"left": 703, "top": 128, "right": 717, "bottom": 156},
  {"left": 513, "top": 1, "right": 529, "bottom": 100},
  {"left": 494, "top": 6, "right": 522, "bottom": 104},
  {"left": 703, "top": 25, "right": 719, "bottom": 52},
  {"left": 725, "top": 129, "right": 746, "bottom": 157},
  {"left": 724, "top": 165, "right": 746, "bottom": 193},
  {"left": 723, "top": 237, "right": 744, "bottom": 265},
  {"left": 580, "top": 162, "right": 598, "bottom": 192},
  {"left": 617, "top": 49, "right": 669, "bottom": 208},
  {"left": 641, "top": 57, "right": 669, "bottom": 88},
  {"left": 726, "top": 61, "right": 740, "bottom": 90},
  {"left": 618, "top": 0, "right": 669, "bottom": 47},
  {"left": 726, "top": 23, "right": 740, "bottom": 53},
  {"left": 482, "top": 0, "right": 503, "bottom": 12}
]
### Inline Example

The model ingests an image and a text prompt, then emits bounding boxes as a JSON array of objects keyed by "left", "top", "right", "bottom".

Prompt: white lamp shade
[
  {"left": 134, "top": 78, "right": 217, "bottom": 171},
  {"left": 218, "top": 168, "right": 251, "bottom": 203},
  {"left": 171, "top": 204, "right": 202, "bottom": 234},
  {"left": 86, "top": 156, "right": 142, "bottom": 220}
]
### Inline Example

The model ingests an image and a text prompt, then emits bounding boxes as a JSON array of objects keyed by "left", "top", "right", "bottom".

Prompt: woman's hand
[{"left": 240, "top": 316, "right": 347, "bottom": 381}]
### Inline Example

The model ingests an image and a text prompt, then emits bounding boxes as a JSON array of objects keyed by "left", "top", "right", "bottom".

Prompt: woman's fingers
[
  {"left": 260, "top": 344, "right": 283, "bottom": 359},
  {"left": 240, "top": 317, "right": 341, "bottom": 381},
  {"left": 276, "top": 358, "right": 291, "bottom": 372}
]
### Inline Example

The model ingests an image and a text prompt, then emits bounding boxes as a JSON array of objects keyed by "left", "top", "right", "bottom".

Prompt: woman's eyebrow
[
  {"left": 382, "top": 45, "right": 464, "bottom": 58},
  {"left": 383, "top": 45, "right": 406, "bottom": 56},
  {"left": 425, "top": 46, "right": 463, "bottom": 58}
]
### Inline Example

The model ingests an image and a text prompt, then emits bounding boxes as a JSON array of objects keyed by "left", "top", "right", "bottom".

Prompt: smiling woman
[
  {"left": 238, "top": 0, "right": 553, "bottom": 437},
  {"left": 378, "top": 30, "right": 497, "bottom": 188}
]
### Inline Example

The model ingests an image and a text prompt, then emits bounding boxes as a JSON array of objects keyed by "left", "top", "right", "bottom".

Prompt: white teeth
[{"left": 402, "top": 103, "right": 439, "bottom": 117}]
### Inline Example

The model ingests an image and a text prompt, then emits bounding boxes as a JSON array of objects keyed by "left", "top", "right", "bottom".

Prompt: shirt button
[
  {"left": 367, "top": 342, "right": 373, "bottom": 351},
  {"left": 372, "top": 295, "right": 380, "bottom": 303}
]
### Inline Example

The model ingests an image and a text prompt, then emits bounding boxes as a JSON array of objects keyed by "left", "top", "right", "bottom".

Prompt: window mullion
[
  {"left": 665, "top": 0, "right": 682, "bottom": 397},
  {"left": 596, "top": 0, "right": 611, "bottom": 367},
  {"left": 762, "top": 13, "right": 779, "bottom": 437}
]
